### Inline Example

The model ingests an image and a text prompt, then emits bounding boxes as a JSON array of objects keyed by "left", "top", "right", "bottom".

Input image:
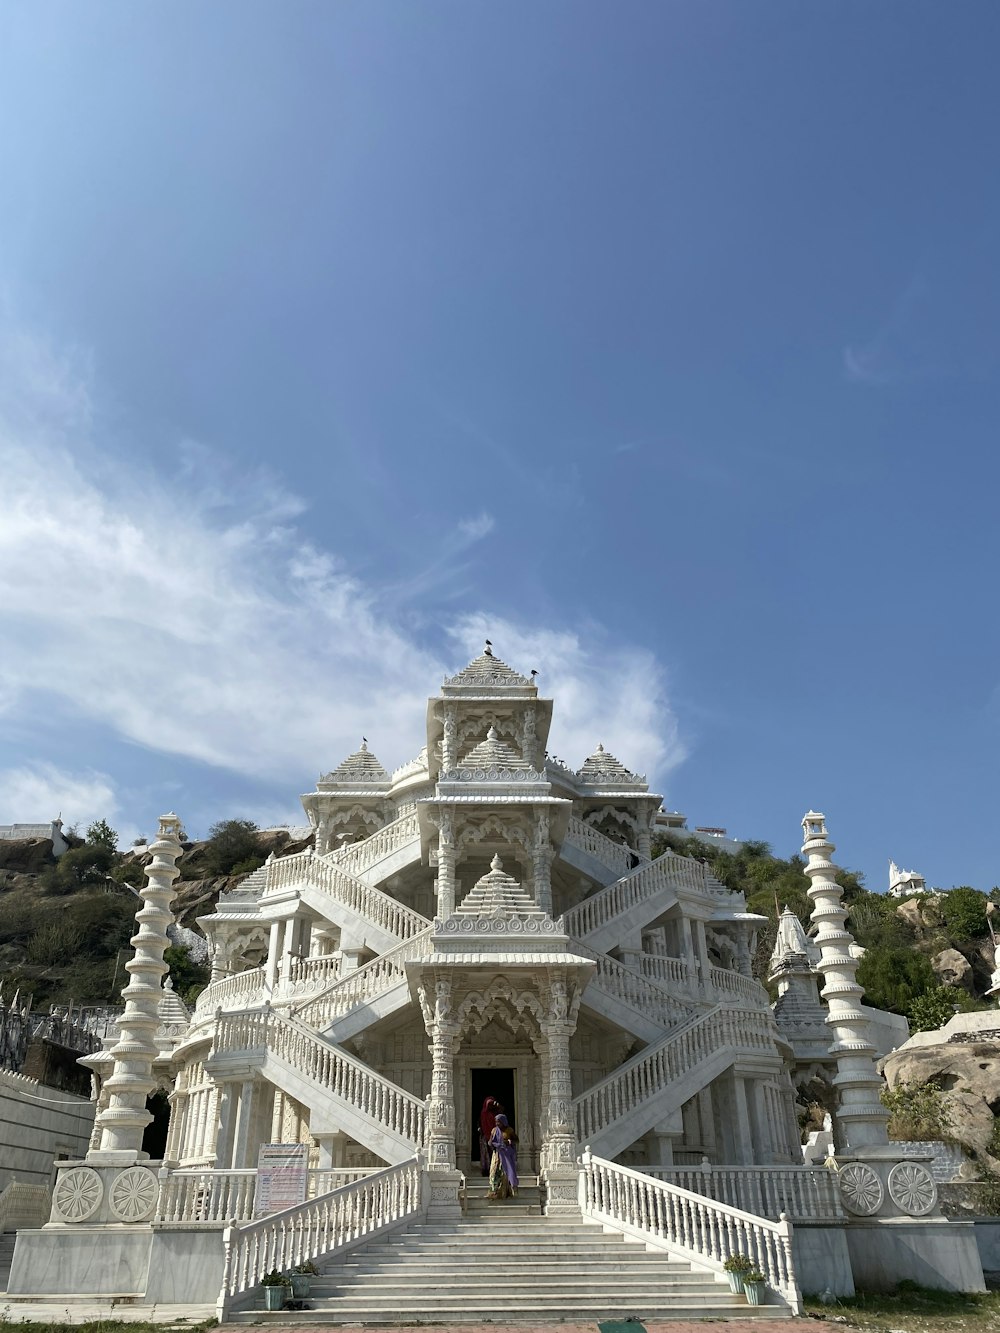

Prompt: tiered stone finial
[
  {"left": 576, "top": 743, "right": 646, "bottom": 787},
  {"left": 92, "top": 813, "right": 183, "bottom": 1160},
  {"left": 802, "top": 812, "right": 890, "bottom": 1153},
  {"left": 320, "top": 741, "right": 390, "bottom": 786}
]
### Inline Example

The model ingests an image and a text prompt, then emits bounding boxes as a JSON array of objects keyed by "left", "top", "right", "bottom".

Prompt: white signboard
[{"left": 254, "top": 1142, "right": 309, "bottom": 1217}]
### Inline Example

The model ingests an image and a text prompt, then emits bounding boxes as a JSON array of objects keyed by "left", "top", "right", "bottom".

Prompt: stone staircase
[{"left": 230, "top": 1178, "right": 787, "bottom": 1323}]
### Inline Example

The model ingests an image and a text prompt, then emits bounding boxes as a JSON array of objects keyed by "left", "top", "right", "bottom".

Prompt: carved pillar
[
  {"left": 540, "top": 974, "right": 579, "bottom": 1214},
  {"left": 418, "top": 976, "right": 463, "bottom": 1220},
  {"left": 92, "top": 812, "right": 182, "bottom": 1161},
  {"left": 435, "top": 811, "right": 456, "bottom": 919},
  {"left": 532, "top": 809, "right": 553, "bottom": 915},
  {"left": 522, "top": 703, "right": 537, "bottom": 768},
  {"left": 264, "top": 921, "right": 281, "bottom": 992},
  {"left": 423, "top": 977, "right": 459, "bottom": 1171},
  {"left": 440, "top": 704, "right": 457, "bottom": 773},
  {"left": 636, "top": 810, "right": 652, "bottom": 862}
]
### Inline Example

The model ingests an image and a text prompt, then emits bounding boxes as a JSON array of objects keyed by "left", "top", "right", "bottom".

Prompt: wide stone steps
[{"left": 230, "top": 1181, "right": 789, "bottom": 1324}]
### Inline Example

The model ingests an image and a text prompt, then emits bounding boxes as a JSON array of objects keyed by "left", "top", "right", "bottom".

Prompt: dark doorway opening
[
  {"left": 141, "top": 1090, "right": 170, "bottom": 1160},
  {"left": 470, "top": 1067, "right": 516, "bottom": 1168}
]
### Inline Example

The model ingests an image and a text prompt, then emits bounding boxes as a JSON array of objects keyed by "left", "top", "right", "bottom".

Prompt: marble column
[
  {"left": 92, "top": 812, "right": 183, "bottom": 1161},
  {"left": 532, "top": 810, "right": 553, "bottom": 915},
  {"left": 540, "top": 975, "right": 579, "bottom": 1214},
  {"left": 435, "top": 812, "right": 456, "bottom": 919}
]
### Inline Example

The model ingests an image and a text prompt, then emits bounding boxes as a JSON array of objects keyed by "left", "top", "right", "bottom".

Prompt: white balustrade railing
[
  {"left": 266, "top": 851, "right": 430, "bottom": 941},
  {"left": 213, "top": 1008, "right": 427, "bottom": 1150},
  {"left": 219, "top": 1158, "right": 424, "bottom": 1314},
  {"left": 638, "top": 955, "right": 696, "bottom": 991},
  {"left": 0, "top": 1180, "right": 50, "bottom": 1232},
  {"left": 579, "top": 944, "right": 697, "bottom": 1030},
  {"left": 292, "top": 929, "right": 433, "bottom": 1027},
  {"left": 329, "top": 811, "right": 419, "bottom": 877},
  {"left": 564, "top": 817, "right": 641, "bottom": 877},
  {"left": 274, "top": 952, "right": 342, "bottom": 1001},
  {"left": 580, "top": 1151, "right": 801, "bottom": 1314},
  {"left": 194, "top": 967, "right": 266, "bottom": 1018},
  {"left": 155, "top": 1167, "right": 380, "bottom": 1223},
  {"left": 636, "top": 1164, "right": 845, "bottom": 1222},
  {"left": 157, "top": 1168, "right": 257, "bottom": 1223},
  {"left": 708, "top": 966, "right": 769, "bottom": 1008},
  {"left": 563, "top": 851, "right": 709, "bottom": 941},
  {"left": 574, "top": 1006, "right": 775, "bottom": 1144}
]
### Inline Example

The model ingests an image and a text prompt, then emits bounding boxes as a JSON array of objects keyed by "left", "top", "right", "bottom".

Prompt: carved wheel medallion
[
  {"left": 839, "top": 1162, "right": 883, "bottom": 1216},
  {"left": 108, "top": 1166, "right": 158, "bottom": 1222},
  {"left": 888, "top": 1162, "right": 937, "bottom": 1216},
  {"left": 53, "top": 1166, "right": 103, "bottom": 1223}
]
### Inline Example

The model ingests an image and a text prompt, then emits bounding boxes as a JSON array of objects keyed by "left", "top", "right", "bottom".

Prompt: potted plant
[
  {"left": 722, "top": 1253, "right": 753, "bottom": 1294},
  {"left": 260, "top": 1269, "right": 289, "bottom": 1311},
  {"left": 290, "top": 1261, "right": 318, "bottom": 1298},
  {"left": 742, "top": 1269, "right": 767, "bottom": 1305}
]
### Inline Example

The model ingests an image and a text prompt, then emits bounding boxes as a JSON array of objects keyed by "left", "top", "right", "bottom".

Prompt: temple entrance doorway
[{"left": 469, "top": 1067, "right": 515, "bottom": 1167}]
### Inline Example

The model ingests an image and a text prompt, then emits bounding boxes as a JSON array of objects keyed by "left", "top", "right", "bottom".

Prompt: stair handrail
[
  {"left": 194, "top": 967, "right": 267, "bottom": 1018},
  {"left": 635, "top": 1163, "right": 845, "bottom": 1222},
  {"left": 580, "top": 1149, "right": 801, "bottom": 1315},
  {"left": 265, "top": 850, "right": 431, "bottom": 941},
  {"left": 563, "top": 850, "right": 711, "bottom": 940},
  {"left": 573, "top": 1004, "right": 776, "bottom": 1144},
  {"left": 290, "top": 928, "right": 434, "bottom": 1027},
  {"left": 217, "top": 1157, "right": 424, "bottom": 1319},
  {"left": 575, "top": 942, "right": 699, "bottom": 1029},
  {"left": 212, "top": 1007, "right": 427, "bottom": 1150},
  {"left": 327, "top": 810, "right": 420, "bottom": 877},
  {"left": 564, "top": 817, "right": 644, "bottom": 877}
]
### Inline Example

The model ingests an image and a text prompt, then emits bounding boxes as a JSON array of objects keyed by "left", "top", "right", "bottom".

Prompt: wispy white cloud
[
  {"left": 448, "top": 615, "right": 686, "bottom": 786},
  {"left": 0, "top": 761, "right": 118, "bottom": 833},
  {"left": 457, "top": 512, "right": 495, "bottom": 542},
  {"left": 0, "top": 326, "right": 686, "bottom": 802}
]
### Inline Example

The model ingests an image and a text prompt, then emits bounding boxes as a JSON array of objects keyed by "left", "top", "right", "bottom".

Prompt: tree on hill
[
  {"left": 941, "top": 886, "right": 989, "bottom": 941},
  {"left": 86, "top": 819, "right": 118, "bottom": 852},
  {"left": 204, "top": 819, "right": 264, "bottom": 876}
]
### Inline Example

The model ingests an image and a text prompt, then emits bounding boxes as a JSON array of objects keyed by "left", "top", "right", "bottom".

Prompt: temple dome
[
  {"left": 576, "top": 742, "right": 645, "bottom": 787},
  {"left": 321, "top": 740, "right": 390, "bottom": 785},
  {"left": 455, "top": 854, "right": 545, "bottom": 919},
  {"left": 459, "top": 726, "right": 532, "bottom": 771}
]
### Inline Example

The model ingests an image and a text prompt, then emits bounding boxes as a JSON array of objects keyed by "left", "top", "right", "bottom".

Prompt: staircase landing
[{"left": 229, "top": 1179, "right": 790, "bottom": 1324}]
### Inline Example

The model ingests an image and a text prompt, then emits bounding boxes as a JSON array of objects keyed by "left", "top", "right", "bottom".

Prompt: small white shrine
[{"left": 6, "top": 649, "right": 987, "bottom": 1317}]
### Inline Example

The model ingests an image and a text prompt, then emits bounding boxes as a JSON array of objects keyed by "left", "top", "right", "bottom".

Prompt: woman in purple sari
[{"left": 486, "top": 1112, "right": 518, "bottom": 1200}]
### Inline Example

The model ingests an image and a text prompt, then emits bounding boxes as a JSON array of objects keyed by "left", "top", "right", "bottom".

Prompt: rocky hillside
[
  {"left": 654, "top": 832, "right": 999, "bottom": 1026},
  {"left": 0, "top": 822, "right": 314, "bottom": 1009}
]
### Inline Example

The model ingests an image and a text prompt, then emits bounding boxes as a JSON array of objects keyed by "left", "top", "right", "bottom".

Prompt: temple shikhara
[{"left": 6, "top": 647, "right": 987, "bottom": 1319}]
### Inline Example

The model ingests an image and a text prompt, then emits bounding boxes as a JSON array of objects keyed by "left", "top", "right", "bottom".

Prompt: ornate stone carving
[
  {"left": 838, "top": 1162, "right": 884, "bottom": 1216},
  {"left": 53, "top": 1166, "right": 104, "bottom": 1223},
  {"left": 108, "top": 1166, "right": 158, "bottom": 1222},
  {"left": 888, "top": 1162, "right": 937, "bottom": 1216}
]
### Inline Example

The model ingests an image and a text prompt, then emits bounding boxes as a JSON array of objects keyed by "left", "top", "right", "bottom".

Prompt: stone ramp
[{"left": 229, "top": 1180, "right": 791, "bottom": 1324}]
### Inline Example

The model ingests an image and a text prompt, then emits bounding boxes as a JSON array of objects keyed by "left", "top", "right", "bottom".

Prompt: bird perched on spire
[
  {"left": 484, "top": 639, "right": 493, "bottom": 656},
  {"left": 530, "top": 669, "right": 539, "bottom": 679}
]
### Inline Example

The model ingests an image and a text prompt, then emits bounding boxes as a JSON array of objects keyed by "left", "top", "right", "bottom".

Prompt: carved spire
[
  {"left": 93, "top": 812, "right": 183, "bottom": 1160},
  {"left": 802, "top": 811, "right": 890, "bottom": 1152}
]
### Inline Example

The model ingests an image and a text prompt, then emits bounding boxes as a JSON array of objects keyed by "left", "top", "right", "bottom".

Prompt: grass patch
[{"left": 805, "top": 1282, "right": 1000, "bottom": 1331}]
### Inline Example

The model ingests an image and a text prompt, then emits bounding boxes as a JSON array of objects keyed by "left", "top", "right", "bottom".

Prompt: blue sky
[{"left": 1, "top": 2, "right": 999, "bottom": 891}]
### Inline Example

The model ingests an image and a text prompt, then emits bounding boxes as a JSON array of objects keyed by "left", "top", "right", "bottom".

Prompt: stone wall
[{"left": 0, "top": 1069, "right": 95, "bottom": 1192}]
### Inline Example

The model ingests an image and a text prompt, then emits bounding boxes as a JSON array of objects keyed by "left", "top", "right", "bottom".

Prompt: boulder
[
  {"left": 932, "top": 947, "right": 974, "bottom": 991},
  {"left": 896, "top": 898, "right": 925, "bottom": 932},
  {"left": 883, "top": 1040, "right": 1000, "bottom": 1171}
]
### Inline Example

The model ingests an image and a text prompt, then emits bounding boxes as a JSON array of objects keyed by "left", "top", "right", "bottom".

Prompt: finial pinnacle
[
  {"left": 486, "top": 725, "right": 498, "bottom": 741},
  {"left": 490, "top": 853, "right": 503, "bottom": 871},
  {"left": 484, "top": 639, "right": 493, "bottom": 656}
]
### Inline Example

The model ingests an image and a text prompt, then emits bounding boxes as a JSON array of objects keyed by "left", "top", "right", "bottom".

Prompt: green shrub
[
  {"left": 941, "top": 887, "right": 989, "bottom": 941},
  {"left": 203, "top": 819, "right": 261, "bottom": 876},
  {"left": 857, "top": 945, "right": 936, "bottom": 1015},
  {"left": 881, "top": 1079, "right": 953, "bottom": 1141}
]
